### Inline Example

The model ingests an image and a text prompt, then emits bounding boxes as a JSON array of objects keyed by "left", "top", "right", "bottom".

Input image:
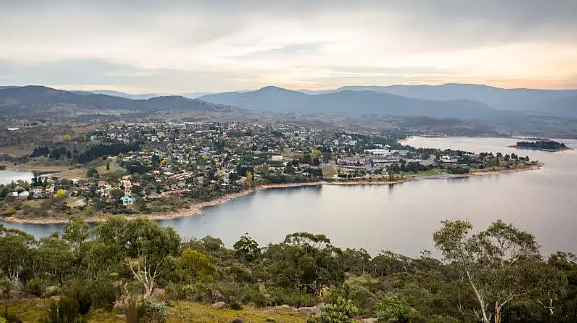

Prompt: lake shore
[{"left": 0, "top": 164, "right": 541, "bottom": 224}]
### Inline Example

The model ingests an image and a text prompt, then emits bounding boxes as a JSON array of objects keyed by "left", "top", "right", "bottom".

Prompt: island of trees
[
  {"left": 515, "top": 140, "right": 569, "bottom": 151},
  {"left": 0, "top": 218, "right": 576, "bottom": 323}
]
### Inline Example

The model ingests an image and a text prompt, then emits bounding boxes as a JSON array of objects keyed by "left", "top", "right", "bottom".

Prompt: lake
[
  {"left": 2, "top": 137, "right": 576, "bottom": 257},
  {"left": 0, "top": 170, "right": 34, "bottom": 185}
]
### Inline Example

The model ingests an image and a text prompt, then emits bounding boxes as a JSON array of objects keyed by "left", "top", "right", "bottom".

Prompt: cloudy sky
[{"left": 1, "top": 0, "right": 576, "bottom": 93}]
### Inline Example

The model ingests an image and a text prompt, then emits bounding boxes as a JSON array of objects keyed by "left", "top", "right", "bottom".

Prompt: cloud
[{"left": 0, "top": 0, "right": 576, "bottom": 91}]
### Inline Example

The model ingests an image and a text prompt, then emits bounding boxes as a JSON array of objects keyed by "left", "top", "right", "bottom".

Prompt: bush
[
  {"left": 39, "top": 296, "right": 87, "bottom": 323},
  {"left": 139, "top": 298, "right": 167, "bottom": 323},
  {"left": 26, "top": 277, "right": 43, "bottom": 297},
  {"left": 0, "top": 317, "right": 7, "bottom": 323},
  {"left": 88, "top": 277, "right": 119, "bottom": 310},
  {"left": 229, "top": 301, "right": 243, "bottom": 310},
  {"left": 375, "top": 295, "right": 424, "bottom": 323},
  {"left": 66, "top": 282, "right": 92, "bottom": 316},
  {"left": 307, "top": 297, "right": 358, "bottom": 323}
]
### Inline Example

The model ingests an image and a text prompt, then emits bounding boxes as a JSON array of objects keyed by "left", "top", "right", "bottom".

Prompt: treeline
[
  {"left": 76, "top": 143, "right": 140, "bottom": 163},
  {"left": 30, "top": 142, "right": 140, "bottom": 164},
  {"left": 517, "top": 140, "right": 567, "bottom": 150},
  {"left": 0, "top": 219, "right": 576, "bottom": 323}
]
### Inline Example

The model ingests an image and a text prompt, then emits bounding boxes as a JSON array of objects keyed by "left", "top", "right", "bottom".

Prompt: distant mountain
[
  {"left": 83, "top": 90, "right": 159, "bottom": 100},
  {"left": 530, "top": 95, "right": 577, "bottom": 118},
  {"left": 0, "top": 86, "right": 232, "bottom": 117},
  {"left": 77, "top": 90, "right": 211, "bottom": 100},
  {"left": 200, "top": 86, "right": 501, "bottom": 120},
  {"left": 337, "top": 84, "right": 577, "bottom": 112}
]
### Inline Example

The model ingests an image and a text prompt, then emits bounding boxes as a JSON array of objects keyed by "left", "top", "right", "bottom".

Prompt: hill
[
  {"left": 337, "top": 84, "right": 577, "bottom": 113},
  {"left": 200, "top": 86, "right": 502, "bottom": 120},
  {"left": 0, "top": 86, "right": 233, "bottom": 118}
]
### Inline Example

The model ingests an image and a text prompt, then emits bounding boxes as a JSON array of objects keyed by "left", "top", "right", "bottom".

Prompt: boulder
[
  {"left": 43, "top": 285, "right": 60, "bottom": 297},
  {"left": 360, "top": 319, "right": 378, "bottom": 323},
  {"left": 8, "top": 289, "right": 25, "bottom": 300},
  {"left": 297, "top": 306, "right": 321, "bottom": 315},
  {"left": 211, "top": 301, "right": 226, "bottom": 309},
  {"left": 266, "top": 318, "right": 276, "bottom": 322},
  {"left": 212, "top": 290, "right": 226, "bottom": 302}
]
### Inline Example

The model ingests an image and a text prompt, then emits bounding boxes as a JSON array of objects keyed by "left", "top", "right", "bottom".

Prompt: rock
[
  {"left": 117, "top": 314, "right": 127, "bottom": 320},
  {"left": 297, "top": 306, "right": 321, "bottom": 315},
  {"left": 266, "top": 318, "right": 276, "bottom": 322},
  {"left": 43, "top": 285, "right": 59, "bottom": 297},
  {"left": 36, "top": 302, "right": 45, "bottom": 308},
  {"left": 49, "top": 295, "right": 61, "bottom": 302},
  {"left": 211, "top": 301, "right": 226, "bottom": 309},
  {"left": 8, "top": 289, "right": 25, "bottom": 300},
  {"left": 152, "top": 288, "right": 166, "bottom": 301},
  {"left": 360, "top": 319, "right": 378, "bottom": 323},
  {"left": 231, "top": 319, "right": 243, "bottom": 323},
  {"left": 212, "top": 290, "right": 226, "bottom": 302}
]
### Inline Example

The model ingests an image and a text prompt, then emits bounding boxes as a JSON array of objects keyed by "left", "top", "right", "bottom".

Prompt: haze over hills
[
  {"left": 335, "top": 84, "right": 577, "bottom": 113},
  {"left": 0, "top": 85, "right": 232, "bottom": 118},
  {"left": 1, "top": 83, "right": 576, "bottom": 120},
  {"left": 200, "top": 86, "right": 514, "bottom": 121}
]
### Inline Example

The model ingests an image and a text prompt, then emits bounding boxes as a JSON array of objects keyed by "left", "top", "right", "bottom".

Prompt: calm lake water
[
  {"left": 0, "top": 170, "right": 34, "bottom": 185},
  {"left": 2, "top": 137, "right": 577, "bottom": 257}
]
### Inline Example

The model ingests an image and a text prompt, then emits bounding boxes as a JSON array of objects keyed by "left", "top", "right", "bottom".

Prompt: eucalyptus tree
[{"left": 433, "top": 219, "right": 565, "bottom": 323}]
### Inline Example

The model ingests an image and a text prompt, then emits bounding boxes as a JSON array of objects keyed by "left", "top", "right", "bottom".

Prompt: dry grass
[{"left": 3, "top": 299, "right": 308, "bottom": 323}]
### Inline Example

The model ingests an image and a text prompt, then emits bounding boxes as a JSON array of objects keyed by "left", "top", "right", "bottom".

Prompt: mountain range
[
  {"left": 0, "top": 86, "right": 232, "bottom": 118},
  {"left": 1, "top": 83, "right": 576, "bottom": 120}
]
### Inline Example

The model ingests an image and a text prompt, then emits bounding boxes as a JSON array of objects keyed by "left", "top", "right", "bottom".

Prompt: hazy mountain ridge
[
  {"left": 199, "top": 86, "right": 506, "bottom": 120},
  {"left": 336, "top": 84, "right": 577, "bottom": 114},
  {"left": 0, "top": 86, "right": 232, "bottom": 117}
]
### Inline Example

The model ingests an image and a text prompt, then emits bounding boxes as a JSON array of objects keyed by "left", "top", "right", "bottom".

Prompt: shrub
[
  {"left": 66, "top": 282, "right": 92, "bottom": 316},
  {"left": 139, "top": 298, "right": 167, "bottom": 323},
  {"left": 307, "top": 297, "right": 358, "bottom": 323},
  {"left": 375, "top": 295, "right": 424, "bottom": 323},
  {"left": 26, "top": 278, "right": 43, "bottom": 297},
  {"left": 0, "top": 317, "right": 7, "bottom": 323},
  {"left": 88, "top": 277, "right": 119, "bottom": 310},
  {"left": 39, "top": 296, "right": 87, "bottom": 323},
  {"left": 229, "top": 301, "right": 243, "bottom": 310}
]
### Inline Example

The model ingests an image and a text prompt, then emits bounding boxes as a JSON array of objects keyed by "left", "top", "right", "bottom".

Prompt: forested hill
[
  {"left": 0, "top": 218, "right": 575, "bottom": 323},
  {"left": 0, "top": 86, "right": 234, "bottom": 117}
]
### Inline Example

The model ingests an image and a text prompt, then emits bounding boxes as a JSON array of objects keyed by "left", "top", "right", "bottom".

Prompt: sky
[{"left": 1, "top": 0, "right": 576, "bottom": 93}]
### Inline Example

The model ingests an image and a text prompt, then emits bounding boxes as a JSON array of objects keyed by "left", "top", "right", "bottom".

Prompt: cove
[{"left": 2, "top": 137, "right": 577, "bottom": 257}]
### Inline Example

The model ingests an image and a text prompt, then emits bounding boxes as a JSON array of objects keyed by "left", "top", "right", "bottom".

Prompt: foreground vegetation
[{"left": 0, "top": 217, "right": 575, "bottom": 323}]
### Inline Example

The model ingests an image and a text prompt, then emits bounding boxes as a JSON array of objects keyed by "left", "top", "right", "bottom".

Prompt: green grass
[
  {"left": 167, "top": 302, "right": 307, "bottom": 323},
  {"left": 3, "top": 299, "right": 308, "bottom": 323},
  {"left": 399, "top": 168, "right": 448, "bottom": 177}
]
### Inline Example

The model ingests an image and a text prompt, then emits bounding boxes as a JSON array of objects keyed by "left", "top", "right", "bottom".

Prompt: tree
[
  {"left": 94, "top": 217, "right": 180, "bottom": 297},
  {"left": 54, "top": 189, "right": 67, "bottom": 198},
  {"left": 63, "top": 218, "right": 90, "bottom": 248},
  {"left": 179, "top": 248, "right": 216, "bottom": 282},
  {"left": 86, "top": 168, "right": 98, "bottom": 178},
  {"left": 245, "top": 170, "right": 253, "bottom": 182},
  {"left": 433, "top": 220, "right": 563, "bottom": 323},
  {"left": 233, "top": 235, "right": 260, "bottom": 262}
]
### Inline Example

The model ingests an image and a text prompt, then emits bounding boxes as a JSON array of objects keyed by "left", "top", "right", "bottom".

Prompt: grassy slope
[{"left": 3, "top": 299, "right": 307, "bottom": 323}]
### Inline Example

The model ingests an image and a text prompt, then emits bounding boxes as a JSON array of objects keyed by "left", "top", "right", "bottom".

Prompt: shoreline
[{"left": 0, "top": 165, "right": 541, "bottom": 225}]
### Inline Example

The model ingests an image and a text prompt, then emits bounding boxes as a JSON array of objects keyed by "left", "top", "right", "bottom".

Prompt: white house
[{"left": 120, "top": 196, "right": 135, "bottom": 206}]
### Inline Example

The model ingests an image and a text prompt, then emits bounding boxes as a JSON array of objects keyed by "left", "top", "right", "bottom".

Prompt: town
[{"left": 0, "top": 121, "right": 538, "bottom": 221}]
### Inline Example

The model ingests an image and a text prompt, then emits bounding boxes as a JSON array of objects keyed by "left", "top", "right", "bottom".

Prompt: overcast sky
[{"left": 1, "top": 0, "right": 576, "bottom": 93}]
